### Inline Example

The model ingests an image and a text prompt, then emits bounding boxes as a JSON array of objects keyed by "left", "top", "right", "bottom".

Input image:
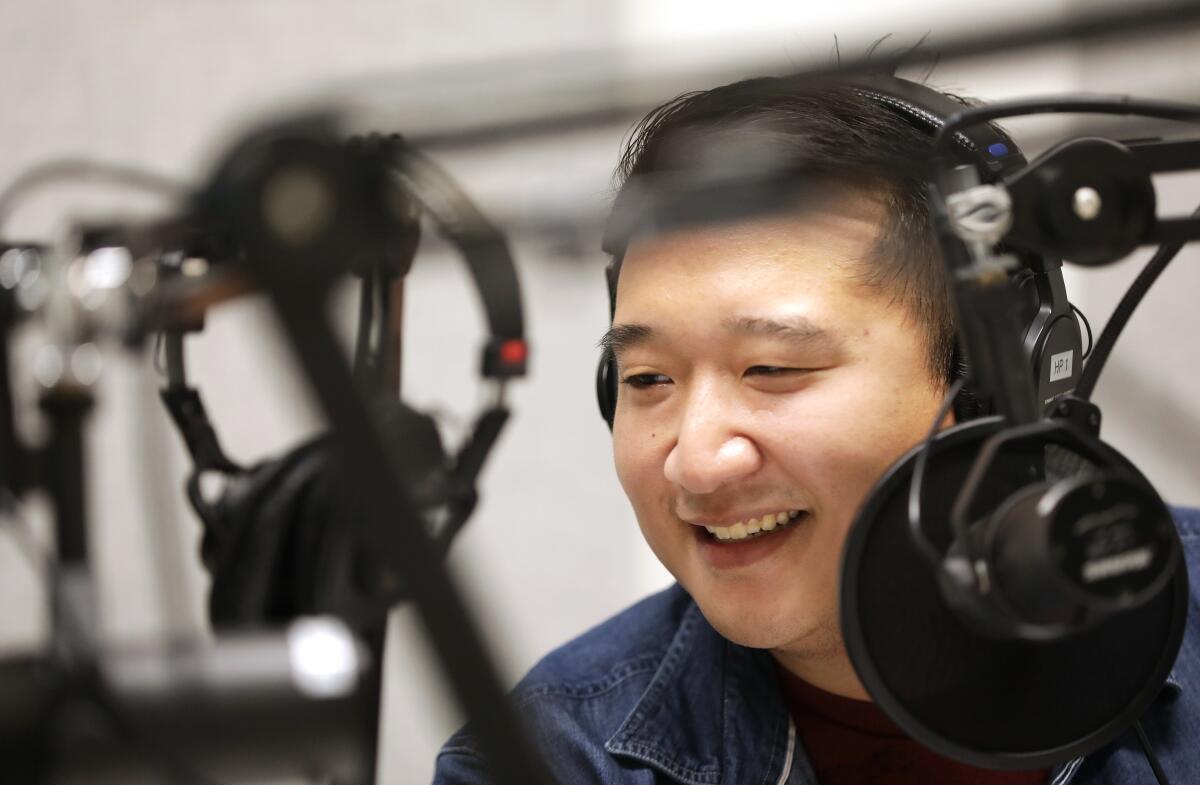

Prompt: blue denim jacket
[{"left": 434, "top": 508, "right": 1200, "bottom": 784}]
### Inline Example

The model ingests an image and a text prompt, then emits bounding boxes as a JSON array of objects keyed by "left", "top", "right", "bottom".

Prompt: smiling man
[
  {"left": 432, "top": 75, "right": 1198, "bottom": 785},
  {"left": 606, "top": 197, "right": 947, "bottom": 702}
]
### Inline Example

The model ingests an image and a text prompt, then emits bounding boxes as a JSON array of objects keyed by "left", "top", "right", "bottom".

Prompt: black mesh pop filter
[{"left": 840, "top": 418, "right": 1188, "bottom": 770}]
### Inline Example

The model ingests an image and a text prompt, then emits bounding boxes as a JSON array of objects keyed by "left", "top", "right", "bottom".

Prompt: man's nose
[{"left": 663, "top": 386, "right": 761, "bottom": 495}]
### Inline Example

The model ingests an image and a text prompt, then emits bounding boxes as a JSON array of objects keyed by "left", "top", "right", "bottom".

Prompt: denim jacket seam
[
  {"left": 443, "top": 655, "right": 666, "bottom": 760},
  {"left": 717, "top": 642, "right": 793, "bottom": 785},
  {"left": 608, "top": 609, "right": 698, "bottom": 742},
  {"left": 437, "top": 736, "right": 722, "bottom": 784},
  {"left": 606, "top": 606, "right": 723, "bottom": 783},
  {"left": 753, "top": 709, "right": 790, "bottom": 785},
  {"left": 609, "top": 741, "right": 721, "bottom": 784},
  {"left": 436, "top": 743, "right": 485, "bottom": 761},
  {"left": 1048, "top": 755, "right": 1085, "bottom": 785},
  {"left": 514, "top": 654, "right": 663, "bottom": 705}
]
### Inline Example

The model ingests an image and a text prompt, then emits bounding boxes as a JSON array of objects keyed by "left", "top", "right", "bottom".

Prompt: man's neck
[{"left": 770, "top": 647, "right": 871, "bottom": 701}]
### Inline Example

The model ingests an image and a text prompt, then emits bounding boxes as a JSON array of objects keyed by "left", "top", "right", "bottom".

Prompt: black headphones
[
  {"left": 594, "top": 74, "right": 1083, "bottom": 429},
  {"left": 159, "top": 133, "right": 528, "bottom": 626}
]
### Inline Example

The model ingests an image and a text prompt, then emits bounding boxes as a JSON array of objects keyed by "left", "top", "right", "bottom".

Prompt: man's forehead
[
  {"left": 611, "top": 220, "right": 877, "bottom": 326},
  {"left": 606, "top": 172, "right": 888, "bottom": 261},
  {"left": 614, "top": 202, "right": 887, "bottom": 304},
  {"left": 619, "top": 186, "right": 887, "bottom": 259},
  {"left": 605, "top": 197, "right": 892, "bottom": 360}
]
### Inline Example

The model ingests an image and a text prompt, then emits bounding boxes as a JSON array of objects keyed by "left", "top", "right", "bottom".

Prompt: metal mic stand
[
  {"left": 0, "top": 239, "right": 378, "bottom": 785},
  {"left": 0, "top": 275, "right": 20, "bottom": 497},
  {"left": 190, "top": 118, "right": 557, "bottom": 785}
]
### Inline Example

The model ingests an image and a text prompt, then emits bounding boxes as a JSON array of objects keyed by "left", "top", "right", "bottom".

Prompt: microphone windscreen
[{"left": 840, "top": 418, "right": 1187, "bottom": 769}]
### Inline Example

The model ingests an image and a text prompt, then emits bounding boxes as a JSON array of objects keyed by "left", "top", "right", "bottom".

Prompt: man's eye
[
  {"left": 621, "top": 373, "right": 672, "bottom": 389},
  {"left": 745, "top": 366, "right": 804, "bottom": 377}
]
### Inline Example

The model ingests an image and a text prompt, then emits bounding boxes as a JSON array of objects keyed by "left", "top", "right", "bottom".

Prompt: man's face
[{"left": 609, "top": 191, "right": 946, "bottom": 663}]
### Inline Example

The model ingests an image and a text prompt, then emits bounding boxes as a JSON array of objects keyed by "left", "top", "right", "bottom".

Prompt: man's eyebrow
[
  {"left": 722, "top": 315, "right": 837, "bottom": 347},
  {"left": 598, "top": 323, "right": 653, "bottom": 356},
  {"left": 599, "top": 317, "right": 837, "bottom": 357}
]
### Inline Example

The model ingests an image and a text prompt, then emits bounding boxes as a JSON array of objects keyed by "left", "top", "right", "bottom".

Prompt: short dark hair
[{"left": 611, "top": 75, "right": 960, "bottom": 385}]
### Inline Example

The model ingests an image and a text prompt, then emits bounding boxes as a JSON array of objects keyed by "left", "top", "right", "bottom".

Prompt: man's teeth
[{"left": 704, "top": 510, "right": 803, "bottom": 541}]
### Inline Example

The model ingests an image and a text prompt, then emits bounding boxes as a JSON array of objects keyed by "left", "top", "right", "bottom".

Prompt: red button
[{"left": 499, "top": 339, "right": 527, "bottom": 365}]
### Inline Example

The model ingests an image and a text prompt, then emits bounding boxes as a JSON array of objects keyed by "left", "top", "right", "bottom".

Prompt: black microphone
[
  {"left": 840, "top": 415, "right": 1187, "bottom": 770},
  {"left": 840, "top": 117, "right": 1194, "bottom": 771}
]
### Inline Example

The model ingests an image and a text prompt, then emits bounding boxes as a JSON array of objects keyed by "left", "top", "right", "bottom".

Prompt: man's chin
[{"left": 690, "top": 591, "right": 821, "bottom": 651}]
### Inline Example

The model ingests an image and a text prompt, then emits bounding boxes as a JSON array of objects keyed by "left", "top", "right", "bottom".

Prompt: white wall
[{"left": 0, "top": 3, "right": 1196, "bottom": 784}]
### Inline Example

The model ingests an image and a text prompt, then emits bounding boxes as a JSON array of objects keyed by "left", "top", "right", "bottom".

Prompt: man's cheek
[
  {"left": 612, "top": 442, "right": 644, "bottom": 500},
  {"left": 613, "top": 423, "right": 671, "bottom": 482}
]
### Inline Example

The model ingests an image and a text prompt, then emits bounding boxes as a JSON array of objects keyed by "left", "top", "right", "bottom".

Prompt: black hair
[{"left": 611, "top": 75, "right": 961, "bottom": 384}]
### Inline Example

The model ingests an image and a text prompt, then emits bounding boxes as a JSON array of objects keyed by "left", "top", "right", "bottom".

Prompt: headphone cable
[
  {"left": 1075, "top": 203, "right": 1200, "bottom": 400},
  {"left": 1071, "top": 302, "right": 1093, "bottom": 359},
  {"left": 1134, "top": 718, "right": 1172, "bottom": 785},
  {"left": 0, "top": 158, "right": 185, "bottom": 232},
  {"left": 906, "top": 377, "right": 966, "bottom": 569}
]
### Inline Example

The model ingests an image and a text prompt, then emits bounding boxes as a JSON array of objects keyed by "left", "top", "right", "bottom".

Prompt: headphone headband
[
  {"left": 380, "top": 137, "right": 528, "bottom": 379},
  {"left": 840, "top": 74, "right": 1028, "bottom": 177},
  {"left": 159, "top": 131, "right": 529, "bottom": 622},
  {"left": 601, "top": 74, "right": 1026, "bottom": 267}
]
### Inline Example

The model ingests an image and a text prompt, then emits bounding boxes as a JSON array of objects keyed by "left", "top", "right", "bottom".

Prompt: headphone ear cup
[
  {"left": 200, "top": 438, "right": 333, "bottom": 626},
  {"left": 197, "top": 400, "right": 462, "bottom": 626},
  {"left": 374, "top": 401, "right": 453, "bottom": 508},
  {"left": 595, "top": 349, "right": 617, "bottom": 430},
  {"left": 296, "top": 402, "right": 456, "bottom": 619}
]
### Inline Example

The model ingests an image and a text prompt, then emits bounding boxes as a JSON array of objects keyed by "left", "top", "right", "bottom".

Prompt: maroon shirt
[{"left": 776, "top": 665, "right": 1049, "bottom": 785}]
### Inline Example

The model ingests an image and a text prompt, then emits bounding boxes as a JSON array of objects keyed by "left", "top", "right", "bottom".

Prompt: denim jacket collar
[
  {"left": 1046, "top": 673, "right": 1183, "bottom": 785},
  {"left": 602, "top": 599, "right": 1187, "bottom": 785},
  {"left": 605, "top": 601, "right": 796, "bottom": 785}
]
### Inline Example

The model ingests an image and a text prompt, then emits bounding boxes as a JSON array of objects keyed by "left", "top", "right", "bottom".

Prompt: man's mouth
[{"left": 701, "top": 509, "right": 805, "bottom": 542}]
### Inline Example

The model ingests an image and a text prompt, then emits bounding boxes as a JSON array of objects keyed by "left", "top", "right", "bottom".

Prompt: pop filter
[{"left": 840, "top": 417, "right": 1187, "bottom": 770}]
